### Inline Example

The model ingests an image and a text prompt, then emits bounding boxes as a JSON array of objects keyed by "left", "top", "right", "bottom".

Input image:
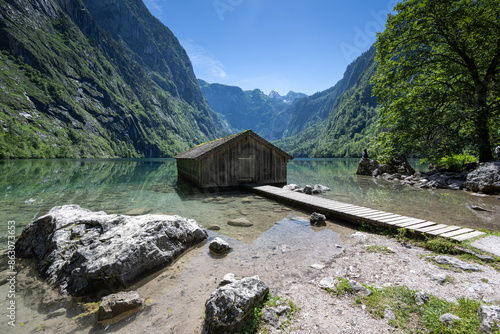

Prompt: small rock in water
[
  {"left": 124, "top": 207, "right": 153, "bottom": 215},
  {"left": 310, "top": 212, "right": 326, "bottom": 226},
  {"left": 97, "top": 291, "right": 143, "bottom": 322},
  {"left": 227, "top": 217, "right": 253, "bottom": 227},
  {"left": 209, "top": 237, "right": 232, "bottom": 255},
  {"left": 471, "top": 205, "right": 492, "bottom": 212},
  {"left": 47, "top": 308, "right": 67, "bottom": 319},
  {"left": 241, "top": 197, "right": 253, "bottom": 203}
]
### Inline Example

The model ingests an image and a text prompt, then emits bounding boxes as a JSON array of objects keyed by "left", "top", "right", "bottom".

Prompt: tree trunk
[{"left": 475, "top": 92, "right": 492, "bottom": 163}]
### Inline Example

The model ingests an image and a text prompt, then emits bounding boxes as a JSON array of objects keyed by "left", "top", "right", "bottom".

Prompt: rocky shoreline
[
  {"left": 6, "top": 204, "right": 500, "bottom": 333},
  {"left": 357, "top": 158, "right": 500, "bottom": 195}
]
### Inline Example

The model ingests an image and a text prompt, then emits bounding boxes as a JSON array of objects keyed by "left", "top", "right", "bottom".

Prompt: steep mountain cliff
[
  {"left": 275, "top": 47, "right": 379, "bottom": 157},
  {"left": 0, "top": 0, "right": 226, "bottom": 158},
  {"left": 198, "top": 80, "right": 301, "bottom": 140}
]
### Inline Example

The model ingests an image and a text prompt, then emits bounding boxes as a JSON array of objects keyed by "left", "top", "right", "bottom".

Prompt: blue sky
[{"left": 144, "top": 0, "right": 397, "bottom": 96}]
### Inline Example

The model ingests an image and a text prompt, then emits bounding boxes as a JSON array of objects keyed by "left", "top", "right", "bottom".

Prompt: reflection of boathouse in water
[{"left": 174, "top": 130, "right": 293, "bottom": 189}]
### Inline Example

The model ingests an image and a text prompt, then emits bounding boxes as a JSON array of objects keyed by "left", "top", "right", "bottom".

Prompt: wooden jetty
[{"left": 243, "top": 184, "right": 486, "bottom": 242}]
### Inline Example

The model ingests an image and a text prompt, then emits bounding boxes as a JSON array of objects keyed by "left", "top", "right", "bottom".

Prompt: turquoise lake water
[
  {"left": 0, "top": 158, "right": 499, "bottom": 247},
  {"left": 0, "top": 157, "right": 499, "bottom": 333}
]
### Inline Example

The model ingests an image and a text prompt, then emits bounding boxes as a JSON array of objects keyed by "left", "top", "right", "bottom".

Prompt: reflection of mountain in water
[
  {"left": 0, "top": 159, "right": 179, "bottom": 234},
  {"left": 1, "top": 158, "right": 498, "bottom": 248}
]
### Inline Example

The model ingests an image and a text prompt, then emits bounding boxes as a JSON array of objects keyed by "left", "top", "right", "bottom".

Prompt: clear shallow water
[
  {"left": 0, "top": 158, "right": 499, "bottom": 333},
  {"left": 288, "top": 158, "right": 500, "bottom": 232},
  {"left": 1, "top": 158, "right": 499, "bottom": 245}
]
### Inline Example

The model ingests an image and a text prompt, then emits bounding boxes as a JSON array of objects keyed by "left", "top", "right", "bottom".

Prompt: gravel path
[{"left": 269, "top": 231, "right": 500, "bottom": 333}]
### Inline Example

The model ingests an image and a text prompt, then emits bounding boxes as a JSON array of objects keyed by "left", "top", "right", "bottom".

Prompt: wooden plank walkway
[{"left": 243, "top": 184, "right": 485, "bottom": 242}]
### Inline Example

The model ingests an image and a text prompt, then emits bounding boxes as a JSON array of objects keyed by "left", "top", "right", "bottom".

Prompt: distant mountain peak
[
  {"left": 269, "top": 90, "right": 283, "bottom": 101},
  {"left": 268, "top": 90, "right": 307, "bottom": 104}
]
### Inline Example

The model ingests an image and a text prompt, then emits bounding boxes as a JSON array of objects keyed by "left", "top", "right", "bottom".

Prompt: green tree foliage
[{"left": 373, "top": 0, "right": 500, "bottom": 163}]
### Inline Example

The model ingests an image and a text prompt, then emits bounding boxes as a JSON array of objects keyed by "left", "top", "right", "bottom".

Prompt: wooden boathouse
[{"left": 174, "top": 130, "right": 293, "bottom": 189}]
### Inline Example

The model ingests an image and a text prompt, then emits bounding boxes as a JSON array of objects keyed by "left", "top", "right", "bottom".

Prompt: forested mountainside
[
  {"left": 198, "top": 80, "right": 304, "bottom": 140},
  {"left": 0, "top": 0, "right": 227, "bottom": 159},
  {"left": 276, "top": 47, "right": 379, "bottom": 157}
]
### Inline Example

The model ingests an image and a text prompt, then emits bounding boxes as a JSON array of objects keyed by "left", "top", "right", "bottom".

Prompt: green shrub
[{"left": 428, "top": 154, "right": 478, "bottom": 172}]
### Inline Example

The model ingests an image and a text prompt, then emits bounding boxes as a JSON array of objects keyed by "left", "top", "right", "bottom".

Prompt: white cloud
[{"left": 181, "top": 40, "right": 227, "bottom": 79}]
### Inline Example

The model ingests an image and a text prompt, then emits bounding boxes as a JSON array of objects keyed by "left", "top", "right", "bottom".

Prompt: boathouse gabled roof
[{"left": 174, "top": 130, "right": 293, "bottom": 161}]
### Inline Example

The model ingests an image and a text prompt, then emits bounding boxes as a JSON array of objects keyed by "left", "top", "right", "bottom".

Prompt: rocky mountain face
[
  {"left": 276, "top": 46, "right": 379, "bottom": 157},
  {"left": 0, "top": 0, "right": 227, "bottom": 158},
  {"left": 283, "top": 47, "right": 377, "bottom": 139},
  {"left": 198, "top": 80, "right": 301, "bottom": 140},
  {"left": 199, "top": 48, "right": 378, "bottom": 158}
]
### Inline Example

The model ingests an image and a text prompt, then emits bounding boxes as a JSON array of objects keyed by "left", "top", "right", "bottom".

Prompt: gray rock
[
  {"left": 431, "top": 274, "right": 447, "bottom": 283},
  {"left": 310, "top": 263, "right": 325, "bottom": 270},
  {"left": 219, "top": 273, "right": 237, "bottom": 287},
  {"left": 384, "top": 307, "right": 396, "bottom": 321},
  {"left": 460, "top": 283, "right": 488, "bottom": 292},
  {"left": 204, "top": 275, "right": 269, "bottom": 333},
  {"left": 390, "top": 155, "right": 415, "bottom": 175},
  {"left": 357, "top": 159, "right": 380, "bottom": 176},
  {"left": 318, "top": 277, "right": 337, "bottom": 290},
  {"left": 372, "top": 168, "right": 383, "bottom": 177},
  {"left": 310, "top": 212, "right": 327, "bottom": 226},
  {"left": 478, "top": 305, "right": 500, "bottom": 334},
  {"left": 283, "top": 184, "right": 300, "bottom": 191},
  {"left": 97, "top": 291, "right": 143, "bottom": 321},
  {"left": 304, "top": 185, "right": 313, "bottom": 195},
  {"left": 439, "top": 313, "right": 461, "bottom": 326},
  {"left": 0, "top": 270, "right": 17, "bottom": 286},
  {"left": 415, "top": 291, "right": 429, "bottom": 306},
  {"left": 261, "top": 308, "right": 280, "bottom": 328},
  {"left": 314, "top": 184, "right": 331, "bottom": 192},
  {"left": 15, "top": 205, "right": 208, "bottom": 296},
  {"left": 476, "top": 254, "right": 496, "bottom": 262},
  {"left": 471, "top": 205, "right": 492, "bottom": 212},
  {"left": 466, "top": 162, "right": 500, "bottom": 194},
  {"left": 261, "top": 302, "right": 291, "bottom": 328},
  {"left": 434, "top": 255, "right": 480, "bottom": 271},
  {"left": 209, "top": 237, "right": 232, "bottom": 255},
  {"left": 348, "top": 280, "right": 372, "bottom": 296},
  {"left": 350, "top": 232, "right": 369, "bottom": 243},
  {"left": 227, "top": 217, "right": 253, "bottom": 227},
  {"left": 46, "top": 308, "right": 67, "bottom": 319}
]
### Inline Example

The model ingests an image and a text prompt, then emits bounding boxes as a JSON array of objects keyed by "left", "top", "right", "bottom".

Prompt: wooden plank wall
[
  {"left": 201, "top": 137, "right": 287, "bottom": 188},
  {"left": 177, "top": 159, "right": 202, "bottom": 187}
]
